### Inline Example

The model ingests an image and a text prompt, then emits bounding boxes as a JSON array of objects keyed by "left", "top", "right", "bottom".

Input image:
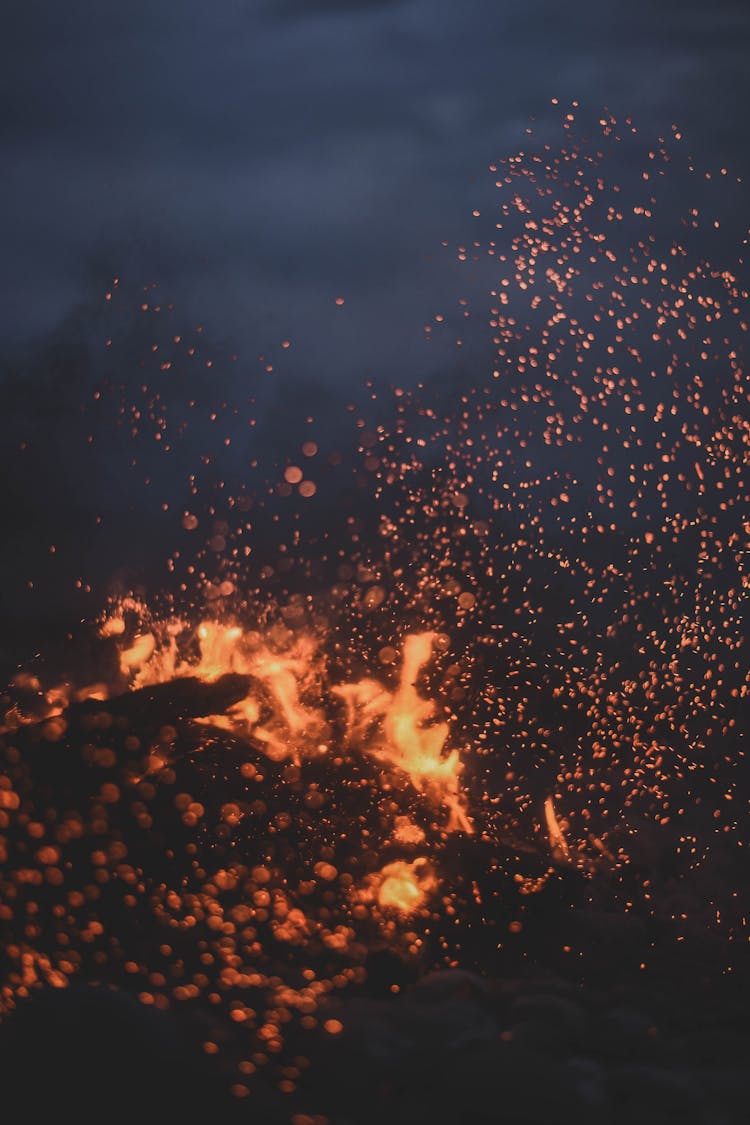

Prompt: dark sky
[
  {"left": 1, "top": 0, "right": 748, "bottom": 660},
  {"left": 2, "top": 0, "right": 748, "bottom": 354}
]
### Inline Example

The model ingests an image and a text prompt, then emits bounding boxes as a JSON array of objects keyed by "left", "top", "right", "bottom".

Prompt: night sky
[{"left": 2, "top": 1, "right": 749, "bottom": 347}]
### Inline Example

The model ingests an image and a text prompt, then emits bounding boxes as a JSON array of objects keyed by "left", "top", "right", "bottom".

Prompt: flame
[
  {"left": 193, "top": 621, "right": 244, "bottom": 678},
  {"left": 334, "top": 632, "right": 472, "bottom": 832},
  {"left": 376, "top": 858, "right": 435, "bottom": 914},
  {"left": 544, "top": 796, "right": 570, "bottom": 861},
  {"left": 9, "top": 608, "right": 473, "bottom": 922},
  {"left": 99, "top": 615, "right": 126, "bottom": 638},
  {"left": 383, "top": 633, "right": 471, "bottom": 833},
  {"left": 112, "top": 615, "right": 471, "bottom": 831},
  {"left": 116, "top": 619, "right": 326, "bottom": 762},
  {"left": 250, "top": 640, "right": 324, "bottom": 752},
  {"left": 392, "top": 816, "right": 426, "bottom": 845}
]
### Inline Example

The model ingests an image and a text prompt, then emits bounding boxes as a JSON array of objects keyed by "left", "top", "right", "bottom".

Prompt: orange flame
[
  {"left": 335, "top": 632, "right": 472, "bottom": 832},
  {"left": 86, "top": 613, "right": 473, "bottom": 835},
  {"left": 544, "top": 796, "right": 570, "bottom": 860},
  {"left": 383, "top": 633, "right": 471, "bottom": 833},
  {"left": 376, "top": 859, "right": 435, "bottom": 914}
]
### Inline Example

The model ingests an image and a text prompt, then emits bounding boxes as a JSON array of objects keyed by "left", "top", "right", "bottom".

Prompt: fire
[
  {"left": 2, "top": 105, "right": 747, "bottom": 1118},
  {"left": 250, "top": 642, "right": 324, "bottom": 750},
  {"left": 95, "top": 613, "right": 472, "bottom": 921},
  {"left": 384, "top": 633, "right": 471, "bottom": 833},
  {"left": 544, "top": 796, "right": 571, "bottom": 861},
  {"left": 119, "top": 632, "right": 156, "bottom": 673},
  {"left": 335, "top": 631, "right": 472, "bottom": 832},
  {"left": 117, "top": 619, "right": 326, "bottom": 762},
  {"left": 376, "top": 859, "right": 435, "bottom": 914},
  {"left": 112, "top": 614, "right": 471, "bottom": 832},
  {"left": 392, "top": 816, "right": 426, "bottom": 845}
]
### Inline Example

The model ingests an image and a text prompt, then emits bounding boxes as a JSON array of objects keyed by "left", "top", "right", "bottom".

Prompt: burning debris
[{"left": 0, "top": 608, "right": 581, "bottom": 1110}]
